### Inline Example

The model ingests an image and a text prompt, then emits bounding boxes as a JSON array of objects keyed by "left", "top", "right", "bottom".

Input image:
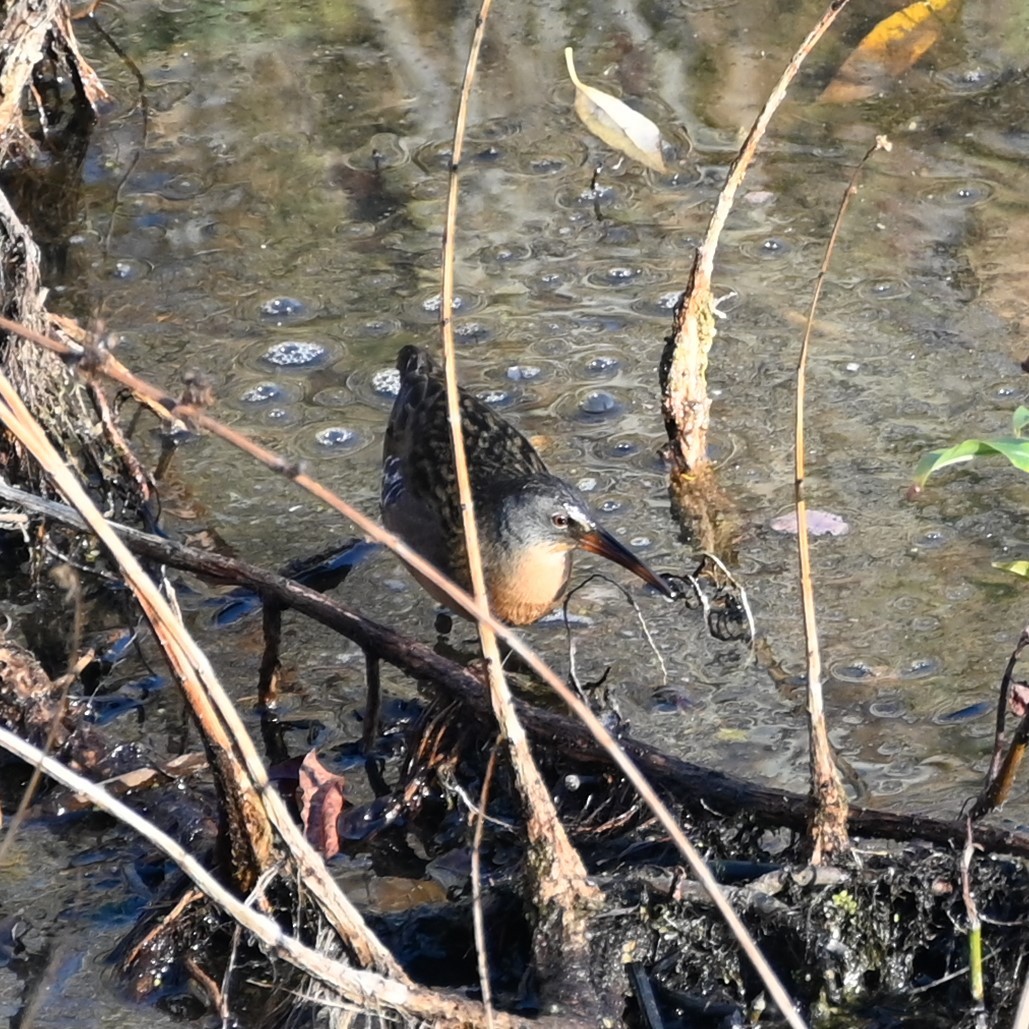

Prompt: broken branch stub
[{"left": 660, "top": 261, "right": 716, "bottom": 500}]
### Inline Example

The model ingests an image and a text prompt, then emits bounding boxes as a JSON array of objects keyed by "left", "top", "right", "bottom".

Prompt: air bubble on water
[
  {"left": 372, "top": 368, "right": 401, "bottom": 397},
  {"left": 262, "top": 341, "right": 327, "bottom": 367},
  {"left": 581, "top": 391, "right": 616, "bottom": 414},
  {"left": 506, "top": 365, "right": 541, "bottom": 381},
  {"left": 316, "top": 427, "right": 358, "bottom": 448},
  {"left": 422, "top": 293, "right": 464, "bottom": 312},
  {"left": 240, "top": 382, "right": 283, "bottom": 403}
]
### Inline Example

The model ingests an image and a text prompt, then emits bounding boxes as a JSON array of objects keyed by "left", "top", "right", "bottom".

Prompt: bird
[{"left": 381, "top": 345, "right": 676, "bottom": 625}]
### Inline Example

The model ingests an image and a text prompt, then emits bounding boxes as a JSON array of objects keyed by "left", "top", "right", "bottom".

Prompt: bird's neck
[{"left": 480, "top": 538, "right": 572, "bottom": 625}]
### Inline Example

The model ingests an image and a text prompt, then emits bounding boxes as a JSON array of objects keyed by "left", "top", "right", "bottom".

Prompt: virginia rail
[{"left": 381, "top": 345, "right": 675, "bottom": 624}]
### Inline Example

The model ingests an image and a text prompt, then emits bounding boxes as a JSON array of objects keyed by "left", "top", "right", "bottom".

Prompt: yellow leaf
[
  {"left": 994, "top": 559, "right": 1029, "bottom": 579},
  {"left": 717, "top": 728, "right": 748, "bottom": 743},
  {"left": 564, "top": 47, "right": 667, "bottom": 173},
  {"left": 821, "top": 0, "right": 961, "bottom": 104}
]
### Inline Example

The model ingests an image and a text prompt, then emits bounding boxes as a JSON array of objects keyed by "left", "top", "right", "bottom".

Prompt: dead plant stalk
[
  {"left": 972, "top": 623, "right": 1029, "bottom": 819},
  {"left": 436, "top": 0, "right": 605, "bottom": 1013},
  {"left": 472, "top": 740, "right": 501, "bottom": 1029},
  {"left": 0, "top": 358, "right": 404, "bottom": 978},
  {"left": 663, "top": 0, "right": 854, "bottom": 475},
  {"left": 795, "top": 137, "right": 889, "bottom": 860}
]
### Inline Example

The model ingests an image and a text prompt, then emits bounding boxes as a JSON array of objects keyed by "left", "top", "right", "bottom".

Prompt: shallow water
[
  {"left": 66, "top": 0, "right": 1029, "bottom": 812},
  {"left": 7, "top": 0, "right": 1029, "bottom": 1021}
]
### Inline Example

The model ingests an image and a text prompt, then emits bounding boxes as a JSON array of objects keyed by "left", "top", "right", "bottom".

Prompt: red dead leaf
[
  {"left": 298, "top": 751, "right": 347, "bottom": 860},
  {"left": 769, "top": 510, "right": 850, "bottom": 537},
  {"left": 1010, "top": 681, "right": 1029, "bottom": 720}
]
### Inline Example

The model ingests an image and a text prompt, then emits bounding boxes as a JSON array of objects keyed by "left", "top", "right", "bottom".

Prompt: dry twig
[
  {"left": 436, "top": 1, "right": 606, "bottom": 1012},
  {"left": 794, "top": 136, "right": 890, "bottom": 861}
]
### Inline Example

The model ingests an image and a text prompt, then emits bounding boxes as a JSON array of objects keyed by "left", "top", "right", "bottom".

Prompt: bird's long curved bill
[{"left": 579, "top": 527, "right": 677, "bottom": 598}]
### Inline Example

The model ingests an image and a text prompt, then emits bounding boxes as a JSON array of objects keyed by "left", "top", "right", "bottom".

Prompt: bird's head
[{"left": 482, "top": 475, "right": 677, "bottom": 598}]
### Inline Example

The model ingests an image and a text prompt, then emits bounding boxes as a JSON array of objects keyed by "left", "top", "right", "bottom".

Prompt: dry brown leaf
[
  {"left": 67, "top": 767, "right": 160, "bottom": 809},
  {"left": 821, "top": 0, "right": 961, "bottom": 104},
  {"left": 161, "top": 752, "right": 210, "bottom": 777},
  {"left": 298, "top": 751, "right": 347, "bottom": 860},
  {"left": 367, "top": 877, "right": 448, "bottom": 913},
  {"left": 564, "top": 47, "right": 667, "bottom": 173},
  {"left": 101, "top": 767, "right": 161, "bottom": 792},
  {"left": 67, "top": 753, "right": 209, "bottom": 809}
]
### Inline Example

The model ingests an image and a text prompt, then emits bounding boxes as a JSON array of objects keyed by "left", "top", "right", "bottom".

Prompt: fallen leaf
[
  {"left": 821, "top": 0, "right": 961, "bottom": 104},
  {"left": 367, "top": 876, "right": 447, "bottom": 913},
  {"left": 160, "top": 752, "right": 210, "bottom": 777},
  {"left": 1010, "top": 680, "right": 1029, "bottom": 719},
  {"left": 67, "top": 758, "right": 203, "bottom": 810},
  {"left": 994, "top": 560, "right": 1029, "bottom": 580},
  {"left": 298, "top": 751, "right": 347, "bottom": 860},
  {"left": 769, "top": 510, "right": 850, "bottom": 537},
  {"left": 564, "top": 47, "right": 667, "bottom": 173}
]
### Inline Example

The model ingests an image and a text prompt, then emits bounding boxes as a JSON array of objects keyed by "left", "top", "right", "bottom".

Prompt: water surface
[{"left": 10, "top": 0, "right": 1029, "bottom": 1020}]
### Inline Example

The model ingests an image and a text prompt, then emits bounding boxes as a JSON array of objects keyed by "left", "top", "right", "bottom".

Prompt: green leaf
[
  {"left": 913, "top": 436, "right": 1029, "bottom": 487},
  {"left": 993, "top": 560, "right": 1029, "bottom": 579}
]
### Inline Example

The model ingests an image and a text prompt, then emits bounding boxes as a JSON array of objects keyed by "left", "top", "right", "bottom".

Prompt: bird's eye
[{"left": 551, "top": 512, "right": 569, "bottom": 528}]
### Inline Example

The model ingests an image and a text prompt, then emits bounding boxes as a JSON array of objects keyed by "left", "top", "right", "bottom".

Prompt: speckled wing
[{"left": 381, "top": 345, "right": 547, "bottom": 575}]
